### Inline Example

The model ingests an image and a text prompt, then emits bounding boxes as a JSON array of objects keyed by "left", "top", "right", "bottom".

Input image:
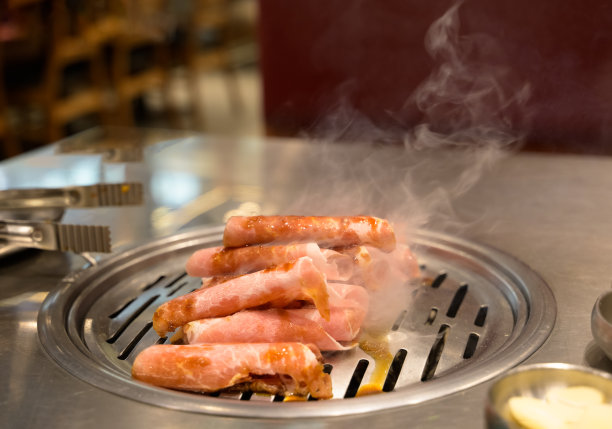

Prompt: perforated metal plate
[{"left": 38, "top": 227, "right": 556, "bottom": 418}]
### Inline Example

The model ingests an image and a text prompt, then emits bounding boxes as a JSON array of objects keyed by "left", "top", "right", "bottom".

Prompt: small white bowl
[
  {"left": 486, "top": 363, "right": 612, "bottom": 428},
  {"left": 592, "top": 290, "right": 612, "bottom": 360}
]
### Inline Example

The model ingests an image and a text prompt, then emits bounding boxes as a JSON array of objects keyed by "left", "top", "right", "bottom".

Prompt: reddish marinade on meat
[
  {"left": 131, "top": 342, "right": 333, "bottom": 398},
  {"left": 185, "top": 242, "right": 353, "bottom": 281},
  {"left": 152, "top": 256, "right": 330, "bottom": 337},
  {"left": 222, "top": 215, "right": 397, "bottom": 252}
]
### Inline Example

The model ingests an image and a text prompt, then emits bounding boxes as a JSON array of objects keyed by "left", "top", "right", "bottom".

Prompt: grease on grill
[{"left": 356, "top": 332, "right": 394, "bottom": 396}]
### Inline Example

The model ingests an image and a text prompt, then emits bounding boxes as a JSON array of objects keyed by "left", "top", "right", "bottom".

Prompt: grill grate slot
[
  {"left": 164, "top": 272, "right": 188, "bottom": 288},
  {"left": 463, "top": 333, "right": 479, "bottom": 359},
  {"left": 391, "top": 310, "right": 407, "bottom": 331},
  {"left": 240, "top": 391, "right": 253, "bottom": 401},
  {"left": 167, "top": 281, "right": 188, "bottom": 297},
  {"left": 430, "top": 272, "right": 447, "bottom": 288},
  {"left": 446, "top": 284, "right": 468, "bottom": 318},
  {"left": 344, "top": 360, "right": 370, "bottom": 398},
  {"left": 425, "top": 308, "right": 438, "bottom": 325},
  {"left": 382, "top": 349, "right": 408, "bottom": 392},
  {"left": 108, "top": 297, "right": 136, "bottom": 319},
  {"left": 421, "top": 324, "right": 450, "bottom": 381},
  {"left": 142, "top": 275, "right": 166, "bottom": 291},
  {"left": 474, "top": 306, "right": 488, "bottom": 327},
  {"left": 118, "top": 322, "right": 153, "bottom": 360},
  {"left": 107, "top": 295, "right": 159, "bottom": 344}
]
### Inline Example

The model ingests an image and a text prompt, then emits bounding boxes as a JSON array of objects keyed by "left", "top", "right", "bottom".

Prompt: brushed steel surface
[
  {"left": 37, "top": 228, "right": 554, "bottom": 417},
  {"left": 3, "top": 129, "right": 612, "bottom": 428}
]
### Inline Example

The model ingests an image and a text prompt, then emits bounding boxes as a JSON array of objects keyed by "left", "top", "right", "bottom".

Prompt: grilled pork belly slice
[
  {"left": 185, "top": 243, "right": 353, "bottom": 281},
  {"left": 152, "top": 256, "right": 330, "bottom": 337},
  {"left": 181, "top": 282, "right": 369, "bottom": 346},
  {"left": 132, "top": 343, "right": 333, "bottom": 399},
  {"left": 182, "top": 308, "right": 353, "bottom": 351},
  {"left": 223, "top": 215, "right": 396, "bottom": 252}
]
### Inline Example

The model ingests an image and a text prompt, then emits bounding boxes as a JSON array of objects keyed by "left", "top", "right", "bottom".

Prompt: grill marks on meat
[
  {"left": 131, "top": 343, "right": 333, "bottom": 399},
  {"left": 152, "top": 256, "right": 330, "bottom": 337},
  {"left": 185, "top": 243, "right": 354, "bottom": 281},
  {"left": 223, "top": 216, "right": 397, "bottom": 252}
]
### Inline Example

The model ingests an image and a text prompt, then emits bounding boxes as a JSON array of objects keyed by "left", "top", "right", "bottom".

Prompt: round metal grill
[{"left": 37, "top": 227, "right": 556, "bottom": 418}]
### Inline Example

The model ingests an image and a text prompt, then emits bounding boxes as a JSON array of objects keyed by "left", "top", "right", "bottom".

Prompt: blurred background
[
  {"left": 0, "top": 0, "right": 262, "bottom": 161},
  {"left": 1, "top": 0, "right": 611, "bottom": 160}
]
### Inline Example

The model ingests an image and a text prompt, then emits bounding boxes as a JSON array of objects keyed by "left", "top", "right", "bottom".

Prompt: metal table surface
[{"left": 2, "top": 128, "right": 612, "bottom": 428}]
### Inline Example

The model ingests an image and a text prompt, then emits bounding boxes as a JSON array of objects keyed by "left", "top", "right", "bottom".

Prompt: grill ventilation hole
[
  {"left": 425, "top": 308, "right": 438, "bottom": 325},
  {"left": 430, "top": 272, "right": 447, "bottom": 288},
  {"left": 474, "top": 306, "right": 488, "bottom": 327},
  {"left": 107, "top": 295, "right": 159, "bottom": 344},
  {"left": 446, "top": 284, "right": 468, "bottom": 318},
  {"left": 421, "top": 324, "right": 450, "bottom": 381},
  {"left": 391, "top": 310, "right": 407, "bottom": 331},
  {"left": 118, "top": 322, "right": 153, "bottom": 360},
  {"left": 344, "top": 360, "right": 370, "bottom": 398},
  {"left": 142, "top": 275, "right": 166, "bottom": 291},
  {"left": 463, "top": 333, "right": 480, "bottom": 359},
  {"left": 382, "top": 349, "right": 408, "bottom": 392}
]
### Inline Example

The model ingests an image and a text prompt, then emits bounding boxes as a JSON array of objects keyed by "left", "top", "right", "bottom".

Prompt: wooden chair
[
  {"left": 5, "top": 0, "right": 111, "bottom": 144},
  {"left": 110, "top": 0, "right": 176, "bottom": 127},
  {"left": 0, "top": 44, "right": 22, "bottom": 159}
]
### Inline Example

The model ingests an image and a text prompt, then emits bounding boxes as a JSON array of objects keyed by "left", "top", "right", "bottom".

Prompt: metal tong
[
  {"left": 0, "top": 183, "right": 143, "bottom": 210},
  {"left": 0, "top": 220, "right": 111, "bottom": 253},
  {"left": 0, "top": 183, "right": 143, "bottom": 254}
]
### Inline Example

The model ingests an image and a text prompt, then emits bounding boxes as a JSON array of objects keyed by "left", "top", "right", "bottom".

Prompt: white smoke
[{"left": 282, "top": 0, "right": 531, "bottom": 240}]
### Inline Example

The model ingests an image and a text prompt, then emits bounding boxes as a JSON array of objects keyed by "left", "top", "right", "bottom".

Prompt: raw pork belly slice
[
  {"left": 182, "top": 309, "right": 352, "bottom": 351},
  {"left": 132, "top": 343, "right": 332, "bottom": 398},
  {"left": 223, "top": 215, "right": 397, "bottom": 252},
  {"left": 185, "top": 243, "right": 353, "bottom": 281},
  {"left": 292, "top": 283, "right": 370, "bottom": 342},
  {"left": 152, "top": 256, "right": 330, "bottom": 337}
]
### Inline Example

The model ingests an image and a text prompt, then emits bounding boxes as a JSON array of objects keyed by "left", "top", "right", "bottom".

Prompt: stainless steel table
[{"left": 2, "top": 128, "right": 612, "bottom": 428}]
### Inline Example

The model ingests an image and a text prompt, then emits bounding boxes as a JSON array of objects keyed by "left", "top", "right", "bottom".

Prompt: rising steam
[
  {"left": 271, "top": 2, "right": 533, "bottom": 334},
  {"left": 285, "top": 1, "right": 531, "bottom": 239}
]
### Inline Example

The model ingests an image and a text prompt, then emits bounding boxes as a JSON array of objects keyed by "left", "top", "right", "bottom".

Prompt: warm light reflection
[
  {"left": 18, "top": 320, "right": 37, "bottom": 332},
  {"left": 151, "top": 186, "right": 229, "bottom": 235}
]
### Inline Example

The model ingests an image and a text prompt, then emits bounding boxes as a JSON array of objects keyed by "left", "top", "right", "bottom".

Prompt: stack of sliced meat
[{"left": 132, "top": 215, "right": 418, "bottom": 399}]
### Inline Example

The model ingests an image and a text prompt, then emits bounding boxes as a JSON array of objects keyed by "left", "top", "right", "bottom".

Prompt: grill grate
[
  {"left": 38, "top": 228, "right": 556, "bottom": 418},
  {"left": 95, "top": 262, "right": 502, "bottom": 401}
]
